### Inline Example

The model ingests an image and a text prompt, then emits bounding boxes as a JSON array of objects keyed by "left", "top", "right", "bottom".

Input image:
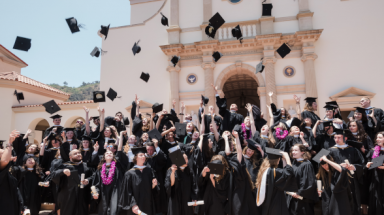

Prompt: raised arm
[
  {"left": 198, "top": 134, "right": 203, "bottom": 152},
  {"left": 150, "top": 113, "right": 155, "bottom": 130},
  {"left": 369, "top": 109, "right": 378, "bottom": 126},
  {"left": 118, "top": 131, "right": 126, "bottom": 151},
  {"left": 40, "top": 136, "right": 48, "bottom": 156},
  {"left": 266, "top": 104, "right": 274, "bottom": 127},
  {"left": 232, "top": 130, "right": 242, "bottom": 163},
  {"left": 223, "top": 133, "right": 231, "bottom": 156},
  {"left": 211, "top": 114, "right": 220, "bottom": 142},
  {"left": 312, "top": 120, "right": 321, "bottom": 138},
  {"left": 293, "top": 95, "right": 302, "bottom": 119},
  {"left": 83, "top": 106, "right": 91, "bottom": 135},
  {"left": 156, "top": 113, "right": 163, "bottom": 131},
  {"left": 180, "top": 102, "right": 185, "bottom": 123},
  {"left": 161, "top": 126, "right": 176, "bottom": 137},
  {"left": 320, "top": 155, "right": 342, "bottom": 173},
  {"left": 268, "top": 92, "right": 273, "bottom": 104},
  {"left": 99, "top": 107, "right": 105, "bottom": 132},
  {"left": 200, "top": 111, "right": 205, "bottom": 134},
  {"left": 0, "top": 130, "right": 19, "bottom": 170},
  {"left": 246, "top": 103, "right": 257, "bottom": 134}
]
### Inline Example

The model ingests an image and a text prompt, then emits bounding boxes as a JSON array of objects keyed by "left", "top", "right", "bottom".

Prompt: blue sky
[{"left": 0, "top": 0, "right": 131, "bottom": 87}]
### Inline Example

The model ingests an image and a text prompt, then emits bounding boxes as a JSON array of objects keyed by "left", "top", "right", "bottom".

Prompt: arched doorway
[
  {"left": 222, "top": 73, "right": 260, "bottom": 116},
  {"left": 30, "top": 118, "right": 50, "bottom": 143}
]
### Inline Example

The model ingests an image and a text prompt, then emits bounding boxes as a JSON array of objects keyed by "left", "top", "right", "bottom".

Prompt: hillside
[{"left": 49, "top": 81, "right": 100, "bottom": 101}]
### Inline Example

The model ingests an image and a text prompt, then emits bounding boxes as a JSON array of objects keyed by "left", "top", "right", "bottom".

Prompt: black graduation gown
[
  {"left": 104, "top": 116, "right": 130, "bottom": 134},
  {"left": 17, "top": 169, "right": 44, "bottom": 215},
  {"left": 272, "top": 131, "right": 290, "bottom": 153},
  {"left": 74, "top": 125, "right": 86, "bottom": 139},
  {"left": 367, "top": 107, "right": 384, "bottom": 132},
  {"left": 118, "top": 167, "right": 158, "bottom": 215},
  {"left": 52, "top": 161, "right": 94, "bottom": 215},
  {"left": 285, "top": 135, "right": 314, "bottom": 152},
  {"left": 252, "top": 131, "right": 270, "bottom": 149},
  {"left": 329, "top": 146, "right": 365, "bottom": 215},
  {"left": 81, "top": 149, "right": 94, "bottom": 165},
  {"left": 42, "top": 147, "right": 61, "bottom": 203},
  {"left": 0, "top": 163, "right": 23, "bottom": 215},
  {"left": 301, "top": 111, "right": 320, "bottom": 126},
  {"left": 271, "top": 103, "right": 288, "bottom": 125},
  {"left": 216, "top": 96, "right": 244, "bottom": 133},
  {"left": 92, "top": 157, "right": 126, "bottom": 215},
  {"left": 365, "top": 149, "right": 384, "bottom": 215},
  {"left": 165, "top": 166, "right": 197, "bottom": 215},
  {"left": 132, "top": 114, "right": 150, "bottom": 140},
  {"left": 315, "top": 133, "right": 336, "bottom": 150},
  {"left": 60, "top": 141, "right": 80, "bottom": 162},
  {"left": 287, "top": 160, "right": 319, "bottom": 215},
  {"left": 320, "top": 167, "right": 352, "bottom": 215},
  {"left": 256, "top": 165, "right": 298, "bottom": 215},
  {"left": 47, "top": 158, "right": 63, "bottom": 211},
  {"left": 244, "top": 157, "right": 262, "bottom": 184},
  {"left": 198, "top": 107, "right": 222, "bottom": 134},
  {"left": 348, "top": 135, "right": 374, "bottom": 157},
  {"left": 43, "top": 126, "right": 64, "bottom": 139}
]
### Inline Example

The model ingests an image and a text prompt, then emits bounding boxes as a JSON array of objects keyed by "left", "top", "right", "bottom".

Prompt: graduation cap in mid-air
[
  {"left": 90, "top": 47, "right": 107, "bottom": 58},
  {"left": 140, "top": 72, "right": 150, "bottom": 82},
  {"left": 160, "top": 12, "right": 168, "bottom": 26},
  {"left": 152, "top": 103, "right": 163, "bottom": 113},
  {"left": 13, "top": 36, "right": 31, "bottom": 52},
  {"left": 276, "top": 43, "right": 291, "bottom": 58},
  {"left": 100, "top": 24, "right": 110, "bottom": 40},
  {"left": 132, "top": 40, "right": 141, "bottom": 56},
  {"left": 14, "top": 90, "right": 24, "bottom": 103},
  {"left": 42, "top": 100, "right": 61, "bottom": 115},
  {"left": 265, "top": 147, "right": 283, "bottom": 160},
  {"left": 107, "top": 88, "right": 121, "bottom": 101},
  {"left": 201, "top": 95, "right": 209, "bottom": 106},
  {"left": 312, "top": 148, "right": 330, "bottom": 164},
  {"left": 65, "top": 17, "right": 84, "bottom": 34},
  {"left": 212, "top": 51, "right": 223, "bottom": 62},
  {"left": 208, "top": 161, "right": 225, "bottom": 175},
  {"left": 175, "top": 122, "right": 187, "bottom": 137},
  {"left": 205, "top": 12, "right": 225, "bottom": 39},
  {"left": 262, "top": 3, "right": 273, "bottom": 16},
  {"left": 256, "top": 59, "right": 265, "bottom": 73},
  {"left": 171, "top": 56, "right": 180, "bottom": 67},
  {"left": 93, "top": 91, "right": 106, "bottom": 103},
  {"left": 231, "top": 25, "right": 243, "bottom": 43}
]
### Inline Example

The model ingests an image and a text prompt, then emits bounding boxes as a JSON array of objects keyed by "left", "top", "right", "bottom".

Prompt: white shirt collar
[
  {"left": 352, "top": 132, "right": 358, "bottom": 135},
  {"left": 245, "top": 126, "right": 250, "bottom": 130},
  {"left": 185, "top": 119, "right": 191, "bottom": 123},
  {"left": 327, "top": 132, "right": 336, "bottom": 136},
  {"left": 296, "top": 158, "right": 304, "bottom": 161},
  {"left": 187, "top": 132, "right": 192, "bottom": 135},
  {"left": 209, "top": 132, "right": 214, "bottom": 135},
  {"left": 128, "top": 144, "right": 135, "bottom": 148},
  {"left": 105, "top": 162, "right": 111, "bottom": 166},
  {"left": 133, "top": 165, "right": 146, "bottom": 169},
  {"left": 261, "top": 134, "right": 268, "bottom": 138},
  {"left": 67, "top": 139, "right": 72, "bottom": 142},
  {"left": 294, "top": 135, "right": 299, "bottom": 138},
  {"left": 53, "top": 125, "right": 61, "bottom": 127},
  {"left": 145, "top": 152, "right": 157, "bottom": 158},
  {"left": 335, "top": 144, "right": 348, "bottom": 148},
  {"left": 168, "top": 145, "right": 180, "bottom": 153},
  {"left": 305, "top": 126, "right": 311, "bottom": 130},
  {"left": 168, "top": 141, "right": 176, "bottom": 144},
  {"left": 191, "top": 140, "right": 196, "bottom": 144},
  {"left": 82, "top": 148, "right": 89, "bottom": 151},
  {"left": 27, "top": 168, "right": 34, "bottom": 170},
  {"left": 381, "top": 147, "right": 384, "bottom": 150}
]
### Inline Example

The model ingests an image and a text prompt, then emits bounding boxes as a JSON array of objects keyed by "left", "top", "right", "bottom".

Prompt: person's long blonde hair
[
  {"left": 316, "top": 155, "right": 335, "bottom": 189},
  {"left": 303, "top": 103, "right": 314, "bottom": 112},
  {"left": 242, "top": 146, "right": 262, "bottom": 168},
  {"left": 255, "top": 158, "right": 279, "bottom": 188}
]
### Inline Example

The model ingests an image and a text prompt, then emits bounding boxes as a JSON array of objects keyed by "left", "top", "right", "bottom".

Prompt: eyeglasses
[
  {"left": 77, "top": 121, "right": 83, "bottom": 123},
  {"left": 106, "top": 145, "right": 114, "bottom": 148}
]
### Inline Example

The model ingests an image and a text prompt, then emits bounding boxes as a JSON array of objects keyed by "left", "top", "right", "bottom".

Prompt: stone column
[
  {"left": 201, "top": 62, "right": 216, "bottom": 107},
  {"left": 167, "top": 61, "right": 181, "bottom": 116},
  {"left": 298, "top": 0, "right": 310, "bottom": 12},
  {"left": 301, "top": 53, "right": 318, "bottom": 98},
  {"left": 167, "top": 0, "right": 181, "bottom": 44},
  {"left": 263, "top": 57, "right": 277, "bottom": 104}
]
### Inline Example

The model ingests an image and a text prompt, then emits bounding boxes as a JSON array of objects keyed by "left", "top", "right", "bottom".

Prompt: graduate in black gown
[
  {"left": 243, "top": 139, "right": 265, "bottom": 185},
  {"left": 351, "top": 107, "right": 380, "bottom": 141},
  {"left": 165, "top": 152, "right": 197, "bottom": 215},
  {"left": 365, "top": 131, "right": 384, "bottom": 215},
  {"left": 252, "top": 124, "right": 272, "bottom": 148},
  {"left": 46, "top": 150, "right": 63, "bottom": 215},
  {"left": 104, "top": 111, "right": 130, "bottom": 134},
  {"left": 0, "top": 130, "right": 24, "bottom": 215},
  {"left": 328, "top": 129, "right": 365, "bottom": 215},
  {"left": 21, "top": 143, "right": 41, "bottom": 165},
  {"left": 346, "top": 120, "right": 374, "bottom": 156},
  {"left": 359, "top": 97, "right": 384, "bottom": 132},
  {"left": 119, "top": 147, "right": 158, "bottom": 215},
  {"left": 255, "top": 149, "right": 298, "bottom": 215},
  {"left": 268, "top": 92, "right": 291, "bottom": 124},
  {"left": 198, "top": 101, "right": 222, "bottom": 134},
  {"left": 52, "top": 149, "right": 94, "bottom": 215},
  {"left": 84, "top": 106, "right": 102, "bottom": 141},
  {"left": 300, "top": 97, "right": 320, "bottom": 127},
  {"left": 287, "top": 144, "right": 319, "bottom": 215},
  {"left": 132, "top": 95, "right": 153, "bottom": 140},
  {"left": 78, "top": 135, "right": 94, "bottom": 165},
  {"left": 313, "top": 120, "right": 337, "bottom": 149},
  {"left": 285, "top": 118, "right": 313, "bottom": 152},
  {"left": 61, "top": 128, "right": 80, "bottom": 156},
  {"left": 316, "top": 154, "right": 352, "bottom": 215},
  {"left": 43, "top": 114, "right": 64, "bottom": 139}
]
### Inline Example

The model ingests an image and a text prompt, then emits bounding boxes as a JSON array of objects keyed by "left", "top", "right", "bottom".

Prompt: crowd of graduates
[{"left": 1, "top": 84, "right": 384, "bottom": 215}]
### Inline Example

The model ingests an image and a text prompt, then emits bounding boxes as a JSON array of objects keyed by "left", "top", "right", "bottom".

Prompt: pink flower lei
[
  {"left": 241, "top": 123, "right": 252, "bottom": 140},
  {"left": 101, "top": 161, "right": 116, "bottom": 185},
  {"left": 275, "top": 127, "right": 288, "bottom": 140},
  {"left": 372, "top": 145, "right": 381, "bottom": 159}
]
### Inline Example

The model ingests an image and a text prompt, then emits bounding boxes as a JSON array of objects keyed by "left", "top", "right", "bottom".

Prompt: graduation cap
[
  {"left": 276, "top": 43, "right": 291, "bottom": 58},
  {"left": 369, "top": 155, "right": 384, "bottom": 169},
  {"left": 212, "top": 51, "right": 223, "bottom": 62},
  {"left": 205, "top": 12, "right": 225, "bottom": 39},
  {"left": 91, "top": 116, "right": 100, "bottom": 120},
  {"left": 50, "top": 114, "right": 62, "bottom": 119},
  {"left": 63, "top": 128, "right": 75, "bottom": 132},
  {"left": 132, "top": 147, "right": 147, "bottom": 155},
  {"left": 346, "top": 140, "right": 363, "bottom": 149},
  {"left": 14, "top": 90, "right": 24, "bottom": 103},
  {"left": 169, "top": 149, "right": 186, "bottom": 167},
  {"left": 201, "top": 95, "right": 209, "bottom": 106},
  {"left": 304, "top": 97, "right": 317, "bottom": 105},
  {"left": 23, "top": 155, "right": 37, "bottom": 163},
  {"left": 265, "top": 147, "right": 282, "bottom": 160},
  {"left": 148, "top": 129, "right": 162, "bottom": 141},
  {"left": 43, "top": 100, "right": 61, "bottom": 115},
  {"left": 93, "top": 91, "right": 106, "bottom": 103},
  {"left": 152, "top": 103, "right": 163, "bottom": 113},
  {"left": 334, "top": 128, "right": 347, "bottom": 136},
  {"left": 107, "top": 139, "right": 116, "bottom": 144},
  {"left": 326, "top": 101, "right": 339, "bottom": 108},
  {"left": 132, "top": 40, "right": 141, "bottom": 56},
  {"left": 262, "top": 3, "right": 273, "bottom": 16},
  {"left": 354, "top": 107, "right": 366, "bottom": 114},
  {"left": 171, "top": 56, "right": 180, "bottom": 67},
  {"left": 322, "top": 120, "right": 333, "bottom": 128},
  {"left": 82, "top": 135, "right": 92, "bottom": 141},
  {"left": 162, "top": 114, "right": 178, "bottom": 123},
  {"left": 160, "top": 12, "right": 168, "bottom": 26},
  {"left": 231, "top": 25, "right": 243, "bottom": 43},
  {"left": 324, "top": 104, "right": 337, "bottom": 111},
  {"left": 90, "top": 47, "right": 107, "bottom": 58},
  {"left": 175, "top": 122, "right": 186, "bottom": 137},
  {"left": 107, "top": 88, "right": 120, "bottom": 101},
  {"left": 247, "top": 139, "right": 259, "bottom": 151},
  {"left": 256, "top": 60, "right": 265, "bottom": 73},
  {"left": 290, "top": 117, "right": 302, "bottom": 128},
  {"left": 100, "top": 24, "right": 110, "bottom": 40},
  {"left": 65, "top": 17, "right": 81, "bottom": 34},
  {"left": 47, "top": 132, "right": 58, "bottom": 141},
  {"left": 208, "top": 160, "right": 225, "bottom": 175},
  {"left": 312, "top": 148, "right": 330, "bottom": 164},
  {"left": 348, "top": 111, "right": 355, "bottom": 118},
  {"left": 13, "top": 36, "right": 31, "bottom": 52},
  {"left": 233, "top": 124, "right": 242, "bottom": 133},
  {"left": 140, "top": 72, "right": 150, "bottom": 82}
]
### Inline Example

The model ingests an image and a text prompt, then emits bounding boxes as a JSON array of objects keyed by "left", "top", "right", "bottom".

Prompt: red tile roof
[
  {"left": 0, "top": 71, "right": 70, "bottom": 96},
  {"left": 12, "top": 100, "right": 94, "bottom": 108},
  {"left": 0, "top": 44, "right": 28, "bottom": 66}
]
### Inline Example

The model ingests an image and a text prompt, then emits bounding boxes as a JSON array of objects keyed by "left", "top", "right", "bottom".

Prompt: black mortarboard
[
  {"left": 65, "top": 17, "right": 80, "bottom": 34},
  {"left": 107, "top": 88, "right": 119, "bottom": 101},
  {"left": 140, "top": 72, "right": 150, "bottom": 82},
  {"left": 276, "top": 43, "right": 291, "bottom": 58},
  {"left": 231, "top": 25, "right": 243, "bottom": 43},
  {"left": 91, "top": 116, "right": 100, "bottom": 120},
  {"left": 324, "top": 104, "right": 337, "bottom": 111},
  {"left": 334, "top": 128, "right": 345, "bottom": 135},
  {"left": 247, "top": 139, "right": 258, "bottom": 151},
  {"left": 290, "top": 117, "right": 302, "bottom": 128},
  {"left": 312, "top": 148, "right": 330, "bottom": 164},
  {"left": 205, "top": 12, "right": 225, "bottom": 39},
  {"left": 369, "top": 155, "right": 384, "bottom": 169},
  {"left": 43, "top": 100, "right": 61, "bottom": 115},
  {"left": 82, "top": 135, "right": 91, "bottom": 141},
  {"left": 265, "top": 147, "right": 282, "bottom": 160},
  {"left": 201, "top": 95, "right": 209, "bottom": 106},
  {"left": 13, "top": 36, "right": 31, "bottom": 52},
  {"left": 148, "top": 129, "right": 162, "bottom": 141},
  {"left": 212, "top": 51, "right": 223, "bottom": 62},
  {"left": 160, "top": 12, "right": 168, "bottom": 26},
  {"left": 208, "top": 161, "right": 225, "bottom": 175},
  {"left": 132, "top": 147, "right": 147, "bottom": 155},
  {"left": 348, "top": 111, "right": 355, "bottom": 118},
  {"left": 14, "top": 90, "right": 24, "bottom": 103},
  {"left": 67, "top": 170, "right": 80, "bottom": 188},
  {"left": 233, "top": 124, "right": 242, "bottom": 133},
  {"left": 132, "top": 40, "right": 141, "bottom": 56},
  {"left": 93, "top": 91, "right": 106, "bottom": 103},
  {"left": 107, "top": 139, "right": 116, "bottom": 144},
  {"left": 354, "top": 107, "right": 366, "bottom": 114},
  {"left": 169, "top": 149, "right": 186, "bottom": 167},
  {"left": 23, "top": 155, "right": 37, "bottom": 163},
  {"left": 90, "top": 47, "right": 100, "bottom": 58},
  {"left": 63, "top": 128, "right": 75, "bottom": 132},
  {"left": 262, "top": 3, "right": 273, "bottom": 16},
  {"left": 152, "top": 103, "right": 163, "bottom": 113},
  {"left": 175, "top": 122, "right": 187, "bottom": 137},
  {"left": 162, "top": 114, "right": 178, "bottom": 123},
  {"left": 47, "top": 132, "right": 58, "bottom": 141},
  {"left": 322, "top": 120, "right": 333, "bottom": 128},
  {"left": 171, "top": 56, "right": 180, "bottom": 67},
  {"left": 100, "top": 24, "right": 110, "bottom": 40},
  {"left": 256, "top": 60, "right": 265, "bottom": 73},
  {"left": 304, "top": 97, "right": 317, "bottom": 105},
  {"left": 326, "top": 101, "right": 339, "bottom": 107},
  {"left": 346, "top": 140, "right": 363, "bottom": 149}
]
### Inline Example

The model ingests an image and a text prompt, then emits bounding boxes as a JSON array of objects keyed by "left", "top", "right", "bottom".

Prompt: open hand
[{"left": 63, "top": 169, "right": 71, "bottom": 176}]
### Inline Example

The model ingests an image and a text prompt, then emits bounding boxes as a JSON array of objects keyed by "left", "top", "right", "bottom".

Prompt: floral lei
[
  {"left": 372, "top": 145, "right": 381, "bottom": 159},
  {"left": 275, "top": 127, "right": 288, "bottom": 140},
  {"left": 101, "top": 161, "right": 116, "bottom": 185},
  {"left": 241, "top": 123, "right": 252, "bottom": 140}
]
